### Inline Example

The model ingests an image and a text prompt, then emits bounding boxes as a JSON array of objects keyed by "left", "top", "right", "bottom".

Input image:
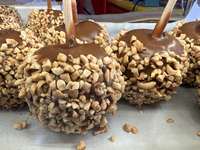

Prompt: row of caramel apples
[{"left": 0, "top": 0, "right": 199, "bottom": 134}]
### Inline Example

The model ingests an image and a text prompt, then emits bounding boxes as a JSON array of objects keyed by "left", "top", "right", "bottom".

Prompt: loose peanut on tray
[
  {"left": 197, "top": 131, "right": 200, "bottom": 137},
  {"left": 110, "top": 136, "right": 116, "bottom": 142},
  {"left": 77, "top": 140, "right": 86, "bottom": 150},
  {"left": 124, "top": 124, "right": 132, "bottom": 133},
  {"left": 132, "top": 126, "right": 138, "bottom": 134},
  {"left": 13, "top": 120, "right": 27, "bottom": 130},
  {"left": 167, "top": 118, "right": 174, "bottom": 123}
]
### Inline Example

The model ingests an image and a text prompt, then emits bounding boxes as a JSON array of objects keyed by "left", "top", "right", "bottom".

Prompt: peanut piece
[
  {"left": 77, "top": 140, "right": 86, "bottom": 150},
  {"left": 167, "top": 118, "right": 174, "bottom": 123},
  {"left": 137, "top": 81, "right": 156, "bottom": 90},
  {"left": 123, "top": 124, "right": 132, "bottom": 133},
  {"left": 110, "top": 136, "right": 116, "bottom": 142},
  {"left": 132, "top": 126, "right": 138, "bottom": 134}
]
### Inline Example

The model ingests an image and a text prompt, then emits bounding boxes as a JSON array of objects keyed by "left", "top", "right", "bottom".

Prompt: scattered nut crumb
[
  {"left": 26, "top": 117, "right": 29, "bottom": 120},
  {"left": 110, "top": 136, "right": 116, "bottom": 142},
  {"left": 94, "top": 125, "right": 110, "bottom": 135},
  {"left": 13, "top": 122, "right": 22, "bottom": 130},
  {"left": 197, "top": 131, "right": 200, "bottom": 137},
  {"left": 20, "top": 120, "right": 27, "bottom": 128},
  {"left": 132, "top": 126, "right": 138, "bottom": 134},
  {"left": 167, "top": 118, "right": 174, "bottom": 123},
  {"left": 124, "top": 124, "right": 138, "bottom": 134},
  {"left": 124, "top": 124, "right": 132, "bottom": 133},
  {"left": 27, "top": 111, "right": 32, "bottom": 116},
  {"left": 77, "top": 140, "right": 86, "bottom": 150},
  {"left": 112, "top": 112, "right": 115, "bottom": 116},
  {"left": 135, "top": 105, "right": 141, "bottom": 110},
  {"left": 18, "top": 114, "right": 22, "bottom": 116},
  {"left": 13, "top": 120, "right": 27, "bottom": 130}
]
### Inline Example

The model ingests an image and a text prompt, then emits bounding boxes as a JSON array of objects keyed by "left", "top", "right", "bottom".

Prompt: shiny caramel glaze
[
  {"left": 120, "top": 29, "right": 183, "bottom": 58},
  {"left": 34, "top": 43, "right": 108, "bottom": 63},
  {"left": 0, "top": 30, "right": 22, "bottom": 47},
  {"left": 179, "top": 20, "right": 200, "bottom": 42},
  {"left": 55, "top": 21, "right": 101, "bottom": 43}
]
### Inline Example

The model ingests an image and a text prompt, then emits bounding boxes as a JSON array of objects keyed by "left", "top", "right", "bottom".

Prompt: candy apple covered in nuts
[
  {"left": 170, "top": 18, "right": 200, "bottom": 104},
  {"left": 0, "top": 28, "right": 43, "bottom": 109},
  {"left": 17, "top": 0, "right": 126, "bottom": 134},
  {"left": 169, "top": 18, "right": 200, "bottom": 86},
  {"left": 26, "top": 0, "right": 64, "bottom": 37},
  {"left": 40, "top": 0, "right": 109, "bottom": 47},
  {"left": 111, "top": 0, "right": 188, "bottom": 107}
]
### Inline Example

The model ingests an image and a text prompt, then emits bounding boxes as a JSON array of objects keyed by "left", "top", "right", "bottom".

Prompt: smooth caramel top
[
  {"left": 0, "top": 30, "right": 22, "bottom": 47},
  {"left": 34, "top": 43, "right": 108, "bottom": 63},
  {"left": 55, "top": 21, "right": 101, "bottom": 43},
  {"left": 119, "top": 29, "right": 183, "bottom": 59},
  {"left": 179, "top": 20, "right": 200, "bottom": 42}
]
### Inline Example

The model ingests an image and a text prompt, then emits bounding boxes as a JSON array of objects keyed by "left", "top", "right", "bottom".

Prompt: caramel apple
[
  {"left": 169, "top": 19, "right": 200, "bottom": 86},
  {"left": 110, "top": 0, "right": 188, "bottom": 106},
  {"left": 0, "top": 28, "right": 43, "bottom": 109},
  {"left": 17, "top": 43, "right": 125, "bottom": 133},
  {"left": 16, "top": 0, "right": 126, "bottom": 134},
  {"left": 111, "top": 29, "right": 187, "bottom": 106},
  {"left": 26, "top": 8, "right": 64, "bottom": 37}
]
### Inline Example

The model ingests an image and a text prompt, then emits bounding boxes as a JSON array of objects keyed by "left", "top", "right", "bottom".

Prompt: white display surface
[
  {"left": 1, "top": 2, "right": 200, "bottom": 150},
  {"left": 1, "top": 87, "right": 200, "bottom": 150}
]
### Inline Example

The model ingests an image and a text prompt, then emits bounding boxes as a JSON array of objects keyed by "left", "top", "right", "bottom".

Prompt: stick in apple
[
  {"left": 152, "top": 0, "right": 177, "bottom": 38},
  {"left": 71, "top": 0, "right": 78, "bottom": 24},
  {"left": 63, "top": 0, "right": 76, "bottom": 46},
  {"left": 47, "top": 0, "right": 52, "bottom": 10}
]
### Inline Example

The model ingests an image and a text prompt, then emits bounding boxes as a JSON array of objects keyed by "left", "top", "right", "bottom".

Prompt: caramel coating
[
  {"left": 111, "top": 29, "right": 188, "bottom": 106},
  {"left": 179, "top": 20, "right": 200, "bottom": 42},
  {"left": 0, "top": 28, "right": 43, "bottom": 109},
  {"left": 16, "top": 44, "right": 126, "bottom": 134}
]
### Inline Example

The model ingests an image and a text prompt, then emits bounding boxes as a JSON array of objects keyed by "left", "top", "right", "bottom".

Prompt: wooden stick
[
  {"left": 152, "top": 0, "right": 177, "bottom": 38},
  {"left": 71, "top": 0, "right": 78, "bottom": 24},
  {"left": 47, "top": 0, "right": 52, "bottom": 10},
  {"left": 63, "top": 0, "right": 76, "bottom": 46}
]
